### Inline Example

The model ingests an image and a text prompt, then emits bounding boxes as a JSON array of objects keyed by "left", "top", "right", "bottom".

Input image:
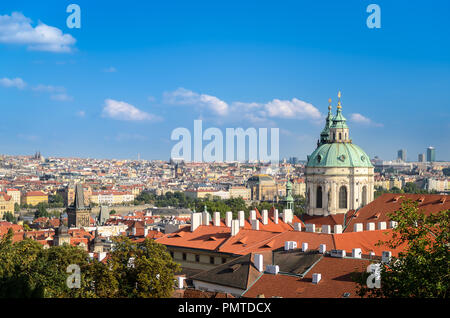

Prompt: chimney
[
  {"left": 331, "top": 249, "right": 346, "bottom": 258},
  {"left": 284, "top": 241, "right": 297, "bottom": 251},
  {"left": 262, "top": 210, "right": 268, "bottom": 225},
  {"left": 382, "top": 251, "right": 392, "bottom": 263},
  {"left": 144, "top": 227, "right": 149, "bottom": 237},
  {"left": 250, "top": 210, "right": 256, "bottom": 221},
  {"left": 378, "top": 222, "right": 387, "bottom": 230},
  {"left": 369, "top": 251, "right": 376, "bottom": 258},
  {"left": 282, "top": 209, "right": 293, "bottom": 224},
  {"left": 98, "top": 252, "right": 107, "bottom": 262},
  {"left": 312, "top": 273, "right": 321, "bottom": 284},
  {"left": 319, "top": 244, "right": 326, "bottom": 254},
  {"left": 352, "top": 248, "right": 362, "bottom": 258},
  {"left": 225, "top": 211, "right": 232, "bottom": 227},
  {"left": 302, "top": 242, "right": 308, "bottom": 252},
  {"left": 202, "top": 211, "right": 210, "bottom": 225},
  {"left": 353, "top": 223, "right": 363, "bottom": 232},
  {"left": 306, "top": 224, "right": 315, "bottom": 233},
  {"left": 213, "top": 212, "right": 221, "bottom": 226},
  {"left": 389, "top": 220, "right": 398, "bottom": 229},
  {"left": 177, "top": 276, "right": 186, "bottom": 289},
  {"left": 191, "top": 212, "right": 202, "bottom": 232},
  {"left": 334, "top": 224, "right": 343, "bottom": 234},
  {"left": 251, "top": 219, "right": 260, "bottom": 230},
  {"left": 294, "top": 222, "right": 302, "bottom": 231},
  {"left": 322, "top": 225, "right": 331, "bottom": 234},
  {"left": 231, "top": 220, "right": 240, "bottom": 236},
  {"left": 238, "top": 211, "right": 245, "bottom": 227},
  {"left": 366, "top": 222, "right": 375, "bottom": 231},
  {"left": 266, "top": 265, "right": 279, "bottom": 275},
  {"left": 254, "top": 254, "right": 264, "bottom": 272},
  {"left": 273, "top": 209, "right": 279, "bottom": 224},
  {"left": 132, "top": 226, "right": 137, "bottom": 236}
]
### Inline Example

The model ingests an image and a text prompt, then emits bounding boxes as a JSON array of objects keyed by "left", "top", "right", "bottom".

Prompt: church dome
[{"left": 307, "top": 142, "right": 373, "bottom": 168}]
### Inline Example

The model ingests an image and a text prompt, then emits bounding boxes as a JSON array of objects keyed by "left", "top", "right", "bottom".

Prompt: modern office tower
[
  {"left": 418, "top": 153, "right": 425, "bottom": 162},
  {"left": 427, "top": 147, "right": 436, "bottom": 162},
  {"left": 397, "top": 149, "right": 406, "bottom": 161}
]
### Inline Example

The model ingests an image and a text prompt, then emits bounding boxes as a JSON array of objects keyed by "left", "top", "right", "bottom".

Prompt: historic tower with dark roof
[{"left": 67, "top": 183, "right": 91, "bottom": 228}]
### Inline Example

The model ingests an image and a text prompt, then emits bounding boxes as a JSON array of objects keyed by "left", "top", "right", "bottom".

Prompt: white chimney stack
[
  {"left": 238, "top": 211, "right": 245, "bottom": 227},
  {"left": 213, "top": 212, "right": 221, "bottom": 226},
  {"left": 334, "top": 224, "right": 343, "bottom": 234},
  {"left": 177, "top": 276, "right": 186, "bottom": 289},
  {"left": 354, "top": 223, "right": 363, "bottom": 232},
  {"left": 132, "top": 226, "right": 137, "bottom": 236},
  {"left": 231, "top": 220, "right": 240, "bottom": 236},
  {"left": 382, "top": 251, "right": 392, "bottom": 263},
  {"left": 266, "top": 265, "right": 279, "bottom": 275},
  {"left": 389, "top": 221, "right": 398, "bottom": 229},
  {"left": 202, "top": 211, "right": 210, "bottom": 225},
  {"left": 262, "top": 209, "right": 268, "bottom": 225},
  {"left": 306, "top": 224, "right": 315, "bottom": 233},
  {"left": 225, "top": 211, "right": 232, "bottom": 227},
  {"left": 284, "top": 241, "right": 297, "bottom": 251},
  {"left": 312, "top": 273, "right": 321, "bottom": 284},
  {"left": 322, "top": 225, "right": 331, "bottom": 234},
  {"left": 251, "top": 219, "right": 260, "bottom": 230},
  {"left": 302, "top": 242, "right": 308, "bottom": 252},
  {"left": 191, "top": 212, "right": 202, "bottom": 232},
  {"left": 282, "top": 209, "right": 293, "bottom": 224},
  {"left": 273, "top": 209, "right": 279, "bottom": 224},
  {"left": 144, "top": 227, "right": 149, "bottom": 237},
  {"left": 319, "top": 244, "right": 326, "bottom": 254},
  {"left": 366, "top": 222, "right": 375, "bottom": 231},
  {"left": 250, "top": 210, "right": 256, "bottom": 221},
  {"left": 352, "top": 248, "right": 362, "bottom": 259},
  {"left": 294, "top": 222, "right": 302, "bottom": 231},
  {"left": 378, "top": 222, "right": 387, "bottom": 230},
  {"left": 254, "top": 254, "right": 264, "bottom": 272}
]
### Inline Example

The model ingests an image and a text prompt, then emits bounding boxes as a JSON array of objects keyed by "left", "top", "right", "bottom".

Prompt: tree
[
  {"left": 14, "top": 203, "right": 20, "bottom": 212},
  {"left": 2, "top": 212, "right": 16, "bottom": 223},
  {"left": 356, "top": 199, "right": 449, "bottom": 298},
  {"left": 34, "top": 203, "right": 49, "bottom": 219},
  {"left": 443, "top": 168, "right": 450, "bottom": 177},
  {"left": 108, "top": 236, "right": 180, "bottom": 298}
]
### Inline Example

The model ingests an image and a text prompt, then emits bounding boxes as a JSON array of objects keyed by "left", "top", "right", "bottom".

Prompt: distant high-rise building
[
  {"left": 427, "top": 147, "right": 436, "bottom": 162},
  {"left": 397, "top": 149, "right": 406, "bottom": 162},
  {"left": 418, "top": 153, "right": 425, "bottom": 162}
]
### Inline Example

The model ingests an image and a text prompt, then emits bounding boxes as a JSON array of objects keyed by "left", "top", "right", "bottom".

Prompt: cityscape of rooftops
[{"left": 0, "top": 0, "right": 448, "bottom": 306}]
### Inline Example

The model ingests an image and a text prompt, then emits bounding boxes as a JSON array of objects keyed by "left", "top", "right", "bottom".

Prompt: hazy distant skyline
[{"left": 0, "top": 1, "right": 449, "bottom": 161}]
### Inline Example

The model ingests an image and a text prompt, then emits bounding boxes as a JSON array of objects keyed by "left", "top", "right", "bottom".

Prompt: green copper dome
[{"left": 306, "top": 142, "right": 373, "bottom": 168}]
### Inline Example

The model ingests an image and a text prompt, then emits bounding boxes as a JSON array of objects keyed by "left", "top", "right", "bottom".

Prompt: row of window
[
  {"left": 314, "top": 185, "right": 368, "bottom": 209},
  {"left": 169, "top": 251, "right": 227, "bottom": 265}
]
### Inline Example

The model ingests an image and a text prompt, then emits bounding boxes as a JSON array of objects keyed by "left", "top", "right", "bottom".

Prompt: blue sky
[{"left": 0, "top": 0, "right": 449, "bottom": 161}]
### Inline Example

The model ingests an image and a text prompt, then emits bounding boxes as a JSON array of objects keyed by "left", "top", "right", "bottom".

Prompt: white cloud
[
  {"left": 163, "top": 88, "right": 322, "bottom": 124},
  {"left": 32, "top": 84, "right": 65, "bottom": 93},
  {"left": 51, "top": 93, "right": 73, "bottom": 102},
  {"left": 164, "top": 87, "right": 229, "bottom": 116},
  {"left": 350, "top": 113, "right": 383, "bottom": 127},
  {"left": 0, "top": 12, "right": 76, "bottom": 53},
  {"left": 0, "top": 77, "right": 26, "bottom": 89},
  {"left": 102, "top": 99, "right": 161, "bottom": 122},
  {"left": 76, "top": 110, "right": 86, "bottom": 117}
]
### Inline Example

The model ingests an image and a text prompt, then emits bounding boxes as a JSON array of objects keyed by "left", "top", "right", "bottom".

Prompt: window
[
  {"left": 362, "top": 186, "right": 367, "bottom": 206},
  {"left": 316, "top": 186, "right": 323, "bottom": 208},
  {"left": 170, "top": 251, "right": 174, "bottom": 258},
  {"left": 210, "top": 256, "right": 215, "bottom": 264},
  {"left": 182, "top": 253, "right": 186, "bottom": 261},
  {"left": 339, "top": 186, "right": 347, "bottom": 209},
  {"left": 195, "top": 255, "right": 200, "bottom": 262},
  {"left": 339, "top": 133, "right": 342, "bottom": 140},
  {"left": 222, "top": 257, "right": 227, "bottom": 264}
]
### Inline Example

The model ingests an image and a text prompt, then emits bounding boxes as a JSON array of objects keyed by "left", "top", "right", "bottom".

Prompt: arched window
[
  {"left": 362, "top": 186, "right": 367, "bottom": 206},
  {"left": 339, "top": 133, "right": 342, "bottom": 140},
  {"left": 339, "top": 186, "right": 347, "bottom": 209},
  {"left": 316, "top": 186, "right": 323, "bottom": 208}
]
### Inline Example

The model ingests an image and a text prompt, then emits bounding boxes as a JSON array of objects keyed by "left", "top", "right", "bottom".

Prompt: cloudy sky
[{"left": 0, "top": 0, "right": 449, "bottom": 161}]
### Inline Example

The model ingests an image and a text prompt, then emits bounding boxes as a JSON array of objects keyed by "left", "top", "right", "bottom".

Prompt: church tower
[
  {"left": 305, "top": 92, "right": 374, "bottom": 216},
  {"left": 67, "top": 183, "right": 91, "bottom": 228}
]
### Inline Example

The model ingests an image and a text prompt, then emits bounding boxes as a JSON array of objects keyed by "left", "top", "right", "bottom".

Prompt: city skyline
[{"left": 0, "top": 0, "right": 449, "bottom": 161}]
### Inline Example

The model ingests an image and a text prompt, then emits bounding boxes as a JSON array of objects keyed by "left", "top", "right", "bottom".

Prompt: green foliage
[
  {"left": 0, "top": 232, "right": 181, "bottom": 298},
  {"left": 374, "top": 184, "right": 439, "bottom": 199},
  {"left": 357, "top": 200, "right": 449, "bottom": 298},
  {"left": 34, "top": 202, "right": 49, "bottom": 219},
  {"left": 442, "top": 168, "right": 450, "bottom": 177},
  {"left": 14, "top": 203, "right": 20, "bottom": 212},
  {"left": 2, "top": 212, "right": 16, "bottom": 223},
  {"left": 48, "top": 194, "right": 64, "bottom": 208}
]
